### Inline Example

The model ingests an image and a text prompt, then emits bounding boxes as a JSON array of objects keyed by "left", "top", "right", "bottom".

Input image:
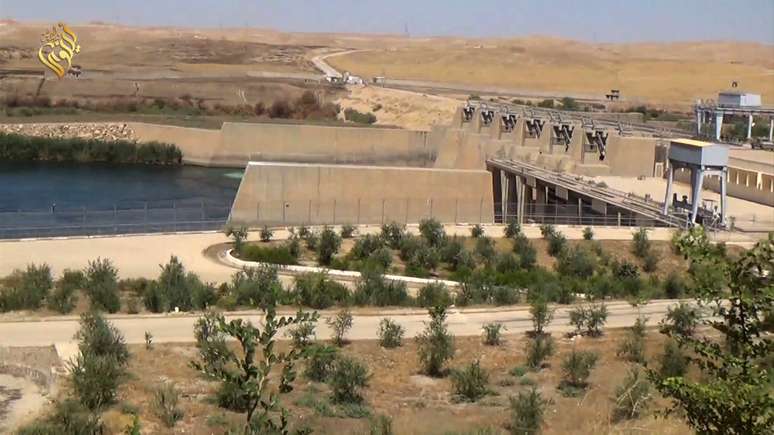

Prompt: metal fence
[{"left": 0, "top": 200, "right": 232, "bottom": 239}]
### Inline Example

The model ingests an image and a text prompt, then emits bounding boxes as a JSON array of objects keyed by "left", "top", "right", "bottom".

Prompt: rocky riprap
[{"left": 0, "top": 123, "right": 138, "bottom": 142}]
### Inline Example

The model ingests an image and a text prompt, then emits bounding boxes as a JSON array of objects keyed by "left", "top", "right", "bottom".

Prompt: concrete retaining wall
[
  {"left": 229, "top": 162, "right": 495, "bottom": 226},
  {"left": 130, "top": 122, "right": 433, "bottom": 168},
  {"left": 675, "top": 166, "right": 774, "bottom": 206}
]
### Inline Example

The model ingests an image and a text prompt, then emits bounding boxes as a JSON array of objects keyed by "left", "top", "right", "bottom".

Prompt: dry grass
[
  {"left": 103, "top": 329, "right": 689, "bottom": 434},
  {"left": 327, "top": 39, "right": 774, "bottom": 106}
]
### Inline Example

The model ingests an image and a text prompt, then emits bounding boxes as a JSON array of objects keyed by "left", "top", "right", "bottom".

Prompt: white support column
[
  {"left": 696, "top": 107, "right": 702, "bottom": 135},
  {"left": 769, "top": 118, "right": 773, "bottom": 142},
  {"left": 663, "top": 163, "right": 674, "bottom": 215},
  {"left": 720, "top": 168, "right": 728, "bottom": 227},
  {"left": 715, "top": 112, "right": 723, "bottom": 141},
  {"left": 747, "top": 114, "right": 754, "bottom": 140},
  {"left": 690, "top": 168, "right": 705, "bottom": 224}
]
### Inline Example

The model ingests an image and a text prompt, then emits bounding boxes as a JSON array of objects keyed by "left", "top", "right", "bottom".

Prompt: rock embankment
[{"left": 0, "top": 122, "right": 137, "bottom": 142}]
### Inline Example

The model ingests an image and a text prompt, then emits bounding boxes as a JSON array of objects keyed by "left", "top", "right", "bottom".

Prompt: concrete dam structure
[
  {"left": 229, "top": 162, "right": 494, "bottom": 226},
  {"left": 122, "top": 104, "right": 769, "bottom": 228}
]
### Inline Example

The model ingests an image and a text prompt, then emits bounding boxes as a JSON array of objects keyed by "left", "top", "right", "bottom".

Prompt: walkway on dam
[{"left": 487, "top": 158, "right": 689, "bottom": 228}]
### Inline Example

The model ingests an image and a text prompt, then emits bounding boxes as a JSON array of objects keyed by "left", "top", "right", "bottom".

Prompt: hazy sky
[{"left": 2, "top": 0, "right": 773, "bottom": 43}]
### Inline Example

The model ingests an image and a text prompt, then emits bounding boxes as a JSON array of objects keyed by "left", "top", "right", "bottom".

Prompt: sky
[{"left": 1, "top": 0, "right": 773, "bottom": 43}]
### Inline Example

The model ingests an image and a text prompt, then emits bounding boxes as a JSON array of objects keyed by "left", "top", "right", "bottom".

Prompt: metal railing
[
  {"left": 0, "top": 199, "right": 232, "bottom": 239},
  {"left": 494, "top": 202, "right": 678, "bottom": 228}
]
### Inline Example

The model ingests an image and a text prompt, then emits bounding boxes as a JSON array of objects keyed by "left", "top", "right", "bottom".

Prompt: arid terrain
[
  {"left": 2, "top": 21, "right": 773, "bottom": 130},
  {"left": 328, "top": 39, "right": 774, "bottom": 106},
  {"left": 99, "top": 331, "right": 688, "bottom": 434}
]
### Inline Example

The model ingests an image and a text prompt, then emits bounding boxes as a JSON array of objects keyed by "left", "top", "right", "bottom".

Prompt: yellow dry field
[{"left": 328, "top": 39, "right": 774, "bottom": 106}]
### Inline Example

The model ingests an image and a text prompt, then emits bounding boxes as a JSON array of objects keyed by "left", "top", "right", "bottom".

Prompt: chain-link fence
[{"left": 0, "top": 199, "right": 231, "bottom": 239}]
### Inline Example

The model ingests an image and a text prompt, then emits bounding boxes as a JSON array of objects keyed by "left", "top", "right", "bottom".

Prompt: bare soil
[{"left": 94, "top": 329, "right": 689, "bottom": 434}]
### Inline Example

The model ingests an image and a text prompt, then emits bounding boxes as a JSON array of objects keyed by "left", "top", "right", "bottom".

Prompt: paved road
[
  {"left": 0, "top": 224, "right": 758, "bottom": 284},
  {"left": 0, "top": 300, "right": 680, "bottom": 351}
]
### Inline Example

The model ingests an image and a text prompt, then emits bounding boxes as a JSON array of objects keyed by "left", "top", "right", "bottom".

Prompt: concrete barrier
[
  {"left": 229, "top": 162, "right": 495, "bottom": 226},
  {"left": 130, "top": 121, "right": 433, "bottom": 168}
]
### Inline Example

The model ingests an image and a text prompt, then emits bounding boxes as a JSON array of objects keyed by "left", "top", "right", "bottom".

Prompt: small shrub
[
  {"left": 343, "top": 108, "right": 377, "bottom": 124},
  {"left": 225, "top": 226, "right": 248, "bottom": 254},
  {"left": 471, "top": 224, "right": 485, "bottom": 238},
  {"left": 152, "top": 383, "right": 183, "bottom": 428},
  {"left": 539, "top": 224, "right": 556, "bottom": 239},
  {"left": 327, "top": 308, "right": 353, "bottom": 346},
  {"left": 352, "top": 266, "right": 410, "bottom": 307},
  {"left": 482, "top": 322, "right": 505, "bottom": 346},
  {"left": 317, "top": 226, "right": 342, "bottom": 266},
  {"left": 631, "top": 228, "right": 651, "bottom": 258},
  {"left": 451, "top": 360, "right": 489, "bottom": 402},
  {"left": 569, "top": 303, "right": 608, "bottom": 337},
  {"left": 350, "top": 234, "right": 385, "bottom": 261},
  {"left": 416, "top": 305, "right": 455, "bottom": 377},
  {"left": 556, "top": 245, "right": 597, "bottom": 279},
  {"left": 663, "top": 272, "right": 687, "bottom": 299},
  {"left": 216, "top": 380, "right": 250, "bottom": 412},
  {"left": 504, "top": 220, "right": 521, "bottom": 239},
  {"left": 328, "top": 356, "right": 370, "bottom": 403},
  {"left": 76, "top": 311, "right": 130, "bottom": 364},
  {"left": 559, "top": 349, "right": 598, "bottom": 396},
  {"left": 612, "top": 367, "right": 651, "bottom": 421},
  {"left": 241, "top": 243, "right": 298, "bottom": 265},
  {"left": 643, "top": 251, "right": 659, "bottom": 273},
  {"left": 658, "top": 339, "right": 688, "bottom": 378},
  {"left": 17, "top": 398, "right": 103, "bottom": 435},
  {"left": 259, "top": 225, "right": 273, "bottom": 242},
  {"left": 297, "top": 225, "right": 311, "bottom": 238},
  {"left": 287, "top": 320, "right": 317, "bottom": 348},
  {"left": 369, "top": 415, "right": 393, "bottom": 435},
  {"left": 144, "top": 256, "right": 212, "bottom": 312},
  {"left": 304, "top": 232, "right": 319, "bottom": 251},
  {"left": 84, "top": 258, "right": 121, "bottom": 313},
  {"left": 660, "top": 302, "right": 700, "bottom": 337},
  {"left": 306, "top": 344, "right": 339, "bottom": 382},
  {"left": 380, "top": 222, "right": 406, "bottom": 249},
  {"left": 617, "top": 317, "right": 648, "bottom": 363},
  {"left": 513, "top": 235, "right": 537, "bottom": 269},
  {"left": 525, "top": 335, "right": 555, "bottom": 370},
  {"left": 227, "top": 265, "right": 285, "bottom": 308},
  {"left": 509, "top": 387, "right": 549, "bottom": 435},
  {"left": 47, "top": 269, "right": 82, "bottom": 313},
  {"left": 492, "top": 285, "right": 519, "bottom": 306},
  {"left": 378, "top": 318, "right": 405, "bottom": 348},
  {"left": 70, "top": 342, "right": 125, "bottom": 410},
  {"left": 613, "top": 260, "right": 640, "bottom": 280},
  {"left": 495, "top": 253, "right": 520, "bottom": 274},
  {"left": 529, "top": 298, "right": 555, "bottom": 336},
  {"left": 419, "top": 218, "right": 445, "bottom": 247},
  {"left": 292, "top": 272, "right": 350, "bottom": 309},
  {"left": 0, "top": 264, "right": 54, "bottom": 311},
  {"left": 417, "top": 282, "right": 452, "bottom": 308},
  {"left": 340, "top": 224, "right": 356, "bottom": 239},
  {"left": 193, "top": 311, "right": 230, "bottom": 376},
  {"left": 582, "top": 227, "right": 594, "bottom": 240},
  {"left": 547, "top": 232, "right": 567, "bottom": 257},
  {"left": 144, "top": 331, "right": 153, "bottom": 350},
  {"left": 510, "top": 366, "right": 528, "bottom": 377},
  {"left": 475, "top": 236, "right": 497, "bottom": 265}
]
